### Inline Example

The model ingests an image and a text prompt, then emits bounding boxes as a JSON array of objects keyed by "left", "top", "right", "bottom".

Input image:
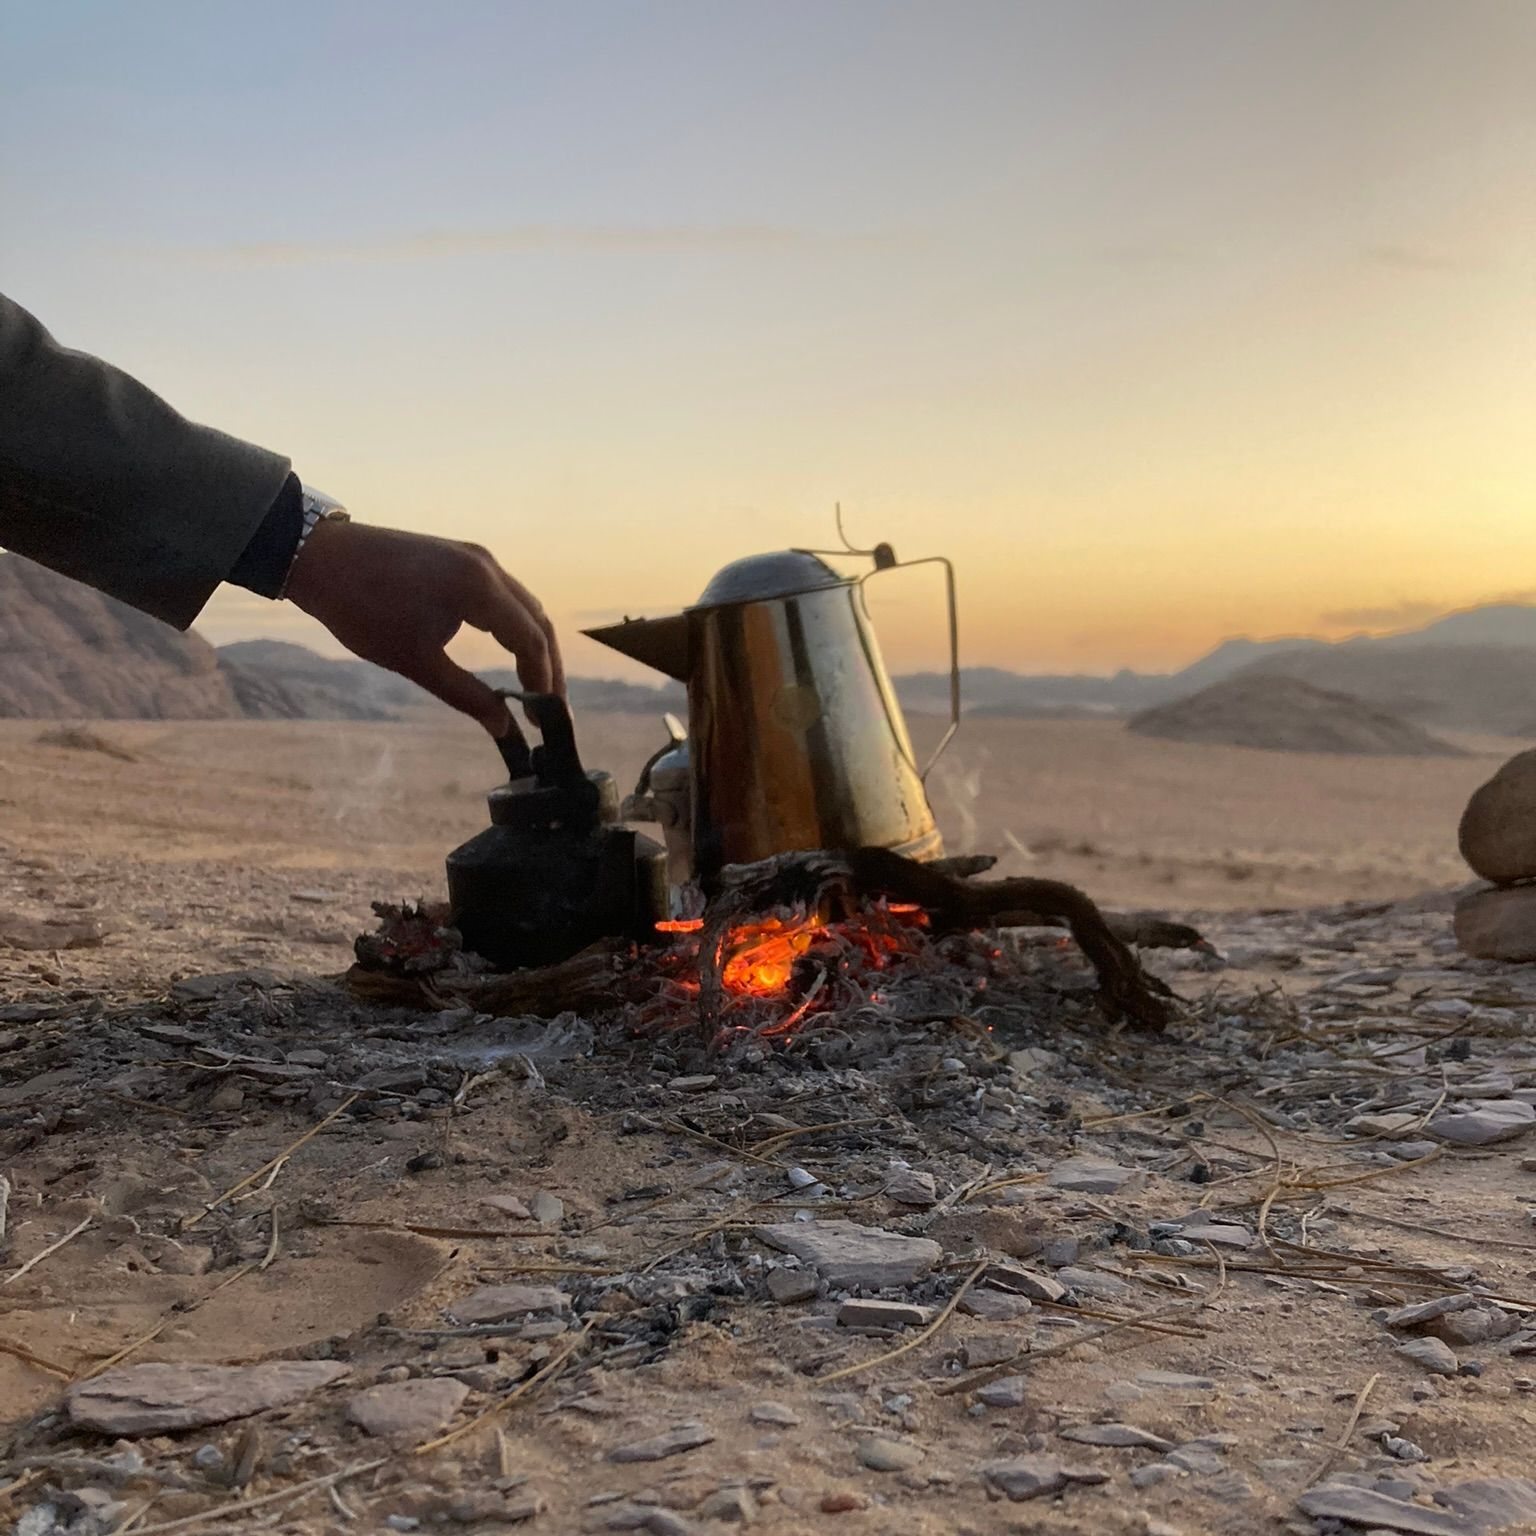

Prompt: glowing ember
[{"left": 651, "top": 901, "right": 930, "bottom": 1035}]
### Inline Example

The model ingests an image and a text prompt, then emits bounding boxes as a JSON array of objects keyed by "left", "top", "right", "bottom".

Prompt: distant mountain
[
  {"left": 1375, "top": 603, "right": 1536, "bottom": 650},
  {"left": 0, "top": 555, "right": 240, "bottom": 719},
  {"left": 216, "top": 643, "right": 685, "bottom": 721}
]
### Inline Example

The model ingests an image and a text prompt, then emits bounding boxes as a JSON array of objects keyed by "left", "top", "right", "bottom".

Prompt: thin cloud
[
  {"left": 156, "top": 224, "right": 829, "bottom": 268},
  {"left": 1361, "top": 243, "right": 1474, "bottom": 275}
]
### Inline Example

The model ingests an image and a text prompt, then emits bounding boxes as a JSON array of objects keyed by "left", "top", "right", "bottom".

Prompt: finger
[
  {"left": 496, "top": 569, "right": 566, "bottom": 695},
  {"left": 465, "top": 577, "right": 554, "bottom": 696},
  {"left": 399, "top": 648, "right": 513, "bottom": 737}
]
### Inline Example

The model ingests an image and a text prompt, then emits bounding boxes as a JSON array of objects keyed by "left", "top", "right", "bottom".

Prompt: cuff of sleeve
[{"left": 227, "top": 472, "right": 305, "bottom": 598}]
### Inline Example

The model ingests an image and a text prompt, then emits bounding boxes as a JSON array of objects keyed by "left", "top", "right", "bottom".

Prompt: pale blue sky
[{"left": 4, "top": 2, "right": 1533, "bottom": 677}]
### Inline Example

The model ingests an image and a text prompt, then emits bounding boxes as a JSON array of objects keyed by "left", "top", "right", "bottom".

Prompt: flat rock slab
[
  {"left": 609, "top": 1423, "right": 715, "bottom": 1463},
  {"left": 1398, "top": 1336, "right": 1461, "bottom": 1375},
  {"left": 1173, "top": 1220, "right": 1254, "bottom": 1248},
  {"left": 1060, "top": 1422, "right": 1174, "bottom": 1452},
  {"left": 1382, "top": 1294, "right": 1477, "bottom": 1330},
  {"left": 347, "top": 1378, "right": 468, "bottom": 1439},
  {"left": 1136, "top": 1370, "right": 1216, "bottom": 1390},
  {"left": 754, "top": 1220, "right": 941, "bottom": 1289},
  {"left": 448, "top": 1284, "right": 569, "bottom": 1325},
  {"left": 1048, "top": 1157, "right": 1146, "bottom": 1195},
  {"left": 69, "top": 1361, "right": 350, "bottom": 1434},
  {"left": 981, "top": 1263, "right": 1067, "bottom": 1303},
  {"left": 1298, "top": 1483, "right": 1475, "bottom": 1535},
  {"left": 1434, "top": 1476, "right": 1536, "bottom": 1531},
  {"left": 983, "top": 1455, "right": 1107, "bottom": 1502},
  {"left": 1427, "top": 1102, "right": 1536, "bottom": 1146},
  {"left": 837, "top": 1298, "right": 932, "bottom": 1330}
]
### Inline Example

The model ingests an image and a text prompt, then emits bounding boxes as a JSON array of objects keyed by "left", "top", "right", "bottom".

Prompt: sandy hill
[
  {"left": 1127, "top": 674, "right": 1465, "bottom": 756},
  {"left": 0, "top": 555, "right": 241, "bottom": 719},
  {"left": 1239, "top": 644, "right": 1536, "bottom": 735}
]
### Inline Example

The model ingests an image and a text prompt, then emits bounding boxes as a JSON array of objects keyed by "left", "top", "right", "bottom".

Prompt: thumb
[{"left": 400, "top": 649, "right": 512, "bottom": 737}]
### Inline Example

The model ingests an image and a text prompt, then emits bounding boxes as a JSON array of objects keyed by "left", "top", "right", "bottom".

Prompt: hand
[{"left": 283, "top": 520, "right": 564, "bottom": 736}]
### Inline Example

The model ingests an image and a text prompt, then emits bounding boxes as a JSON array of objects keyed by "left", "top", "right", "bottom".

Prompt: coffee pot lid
[
  {"left": 692, "top": 549, "right": 846, "bottom": 609},
  {"left": 582, "top": 549, "right": 849, "bottom": 680}
]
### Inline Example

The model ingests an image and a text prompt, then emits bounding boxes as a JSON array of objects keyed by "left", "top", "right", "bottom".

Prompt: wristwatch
[{"left": 278, "top": 484, "right": 350, "bottom": 598}]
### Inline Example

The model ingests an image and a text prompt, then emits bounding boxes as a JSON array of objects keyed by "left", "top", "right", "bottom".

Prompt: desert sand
[{"left": 5, "top": 715, "right": 1536, "bottom": 1534}]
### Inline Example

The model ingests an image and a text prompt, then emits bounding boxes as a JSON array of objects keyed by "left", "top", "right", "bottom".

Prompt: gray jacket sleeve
[{"left": 0, "top": 292, "right": 293, "bottom": 630}]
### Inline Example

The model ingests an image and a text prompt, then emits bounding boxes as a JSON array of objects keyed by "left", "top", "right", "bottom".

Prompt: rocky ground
[
  {"left": 8, "top": 877, "right": 1536, "bottom": 1535},
  {"left": 5, "top": 720, "right": 1536, "bottom": 1535}
]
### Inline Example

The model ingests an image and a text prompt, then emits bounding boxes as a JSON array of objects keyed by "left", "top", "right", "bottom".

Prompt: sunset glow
[{"left": 5, "top": 2, "right": 1533, "bottom": 680}]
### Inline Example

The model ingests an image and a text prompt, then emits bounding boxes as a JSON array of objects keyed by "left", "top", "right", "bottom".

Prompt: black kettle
[{"left": 445, "top": 693, "right": 666, "bottom": 968}]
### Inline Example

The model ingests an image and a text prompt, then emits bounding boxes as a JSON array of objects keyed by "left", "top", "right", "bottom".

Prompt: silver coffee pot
[{"left": 585, "top": 535, "right": 959, "bottom": 884}]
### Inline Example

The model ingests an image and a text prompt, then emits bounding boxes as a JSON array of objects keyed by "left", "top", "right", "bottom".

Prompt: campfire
[{"left": 349, "top": 847, "right": 1182, "bottom": 1040}]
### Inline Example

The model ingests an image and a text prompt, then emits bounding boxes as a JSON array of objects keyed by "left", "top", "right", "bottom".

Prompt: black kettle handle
[{"left": 493, "top": 691, "right": 586, "bottom": 789}]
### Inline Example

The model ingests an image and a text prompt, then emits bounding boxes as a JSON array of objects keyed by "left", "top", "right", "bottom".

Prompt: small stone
[
  {"left": 819, "top": 1491, "right": 866, "bottom": 1513},
  {"left": 1136, "top": 1370, "right": 1215, "bottom": 1390},
  {"left": 68, "top": 1361, "right": 350, "bottom": 1434},
  {"left": 481, "top": 1194, "right": 533, "bottom": 1220},
  {"left": 1383, "top": 1435, "right": 1430, "bottom": 1462},
  {"left": 857, "top": 1436, "right": 924, "bottom": 1472},
  {"left": 529, "top": 1191, "right": 564, "bottom": 1225},
  {"left": 1131, "top": 1464, "right": 1180, "bottom": 1489},
  {"left": 1165, "top": 1445, "right": 1225, "bottom": 1474},
  {"left": 696, "top": 1487, "right": 755, "bottom": 1523},
  {"left": 753, "top": 1221, "right": 941, "bottom": 1289},
  {"left": 981, "top": 1264, "right": 1066, "bottom": 1303},
  {"left": 347, "top": 1378, "right": 468, "bottom": 1439},
  {"left": 836, "top": 1298, "right": 931, "bottom": 1330},
  {"left": 1349, "top": 1112, "right": 1425, "bottom": 1139},
  {"left": 609, "top": 1423, "right": 715, "bottom": 1463},
  {"left": 765, "top": 1267, "right": 817, "bottom": 1304},
  {"left": 975, "top": 1375, "right": 1028, "bottom": 1408},
  {"left": 668, "top": 1074, "right": 717, "bottom": 1092},
  {"left": 748, "top": 1401, "right": 800, "bottom": 1427},
  {"left": 1171, "top": 1219, "right": 1253, "bottom": 1248},
  {"left": 208, "top": 1082, "right": 245, "bottom": 1113},
  {"left": 960, "top": 1334, "right": 1021, "bottom": 1369},
  {"left": 1380, "top": 1295, "right": 1477, "bottom": 1330},
  {"left": 1427, "top": 1101, "right": 1536, "bottom": 1146},
  {"left": 1060, "top": 1423, "right": 1174, "bottom": 1451},
  {"left": 1057, "top": 1265, "right": 1131, "bottom": 1301},
  {"left": 191, "top": 1444, "right": 224, "bottom": 1471},
  {"left": 1398, "top": 1337, "right": 1460, "bottom": 1376},
  {"left": 448, "top": 1284, "right": 569, "bottom": 1325},
  {"left": 983, "top": 1456, "right": 1106, "bottom": 1502},
  {"left": 1431, "top": 1306, "right": 1518, "bottom": 1347},
  {"left": 1048, "top": 1157, "right": 1146, "bottom": 1195},
  {"left": 1009, "top": 1047, "right": 1059, "bottom": 1075},
  {"left": 884, "top": 1167, "right": 938, "bottom": 1207}
]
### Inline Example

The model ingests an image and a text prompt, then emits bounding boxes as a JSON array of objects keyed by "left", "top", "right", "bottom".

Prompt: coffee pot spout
[{"left": 582, "top": 612, "right": 691, "bottom": 682}]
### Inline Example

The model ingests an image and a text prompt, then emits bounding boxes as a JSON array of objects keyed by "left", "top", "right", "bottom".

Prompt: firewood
[
  {"left": 701, "top": 848, "right": 1177, "bottom": 1031},
  {"left": 846, "top": 848, "right": 1177, "bottom": 1030}
]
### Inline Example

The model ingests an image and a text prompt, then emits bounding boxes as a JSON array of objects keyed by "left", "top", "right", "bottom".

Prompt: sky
[{"left": 3, "top": 0, "right": 1534, "bottom": 681}]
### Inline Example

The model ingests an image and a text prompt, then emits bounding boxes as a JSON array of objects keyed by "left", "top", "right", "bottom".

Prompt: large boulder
[
  {"left": 1454, "top": 884, "right": 1536, "bottom": 961},
  {"left": 1459, "top": 750, "right": 1536, "bottom": 883}
]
